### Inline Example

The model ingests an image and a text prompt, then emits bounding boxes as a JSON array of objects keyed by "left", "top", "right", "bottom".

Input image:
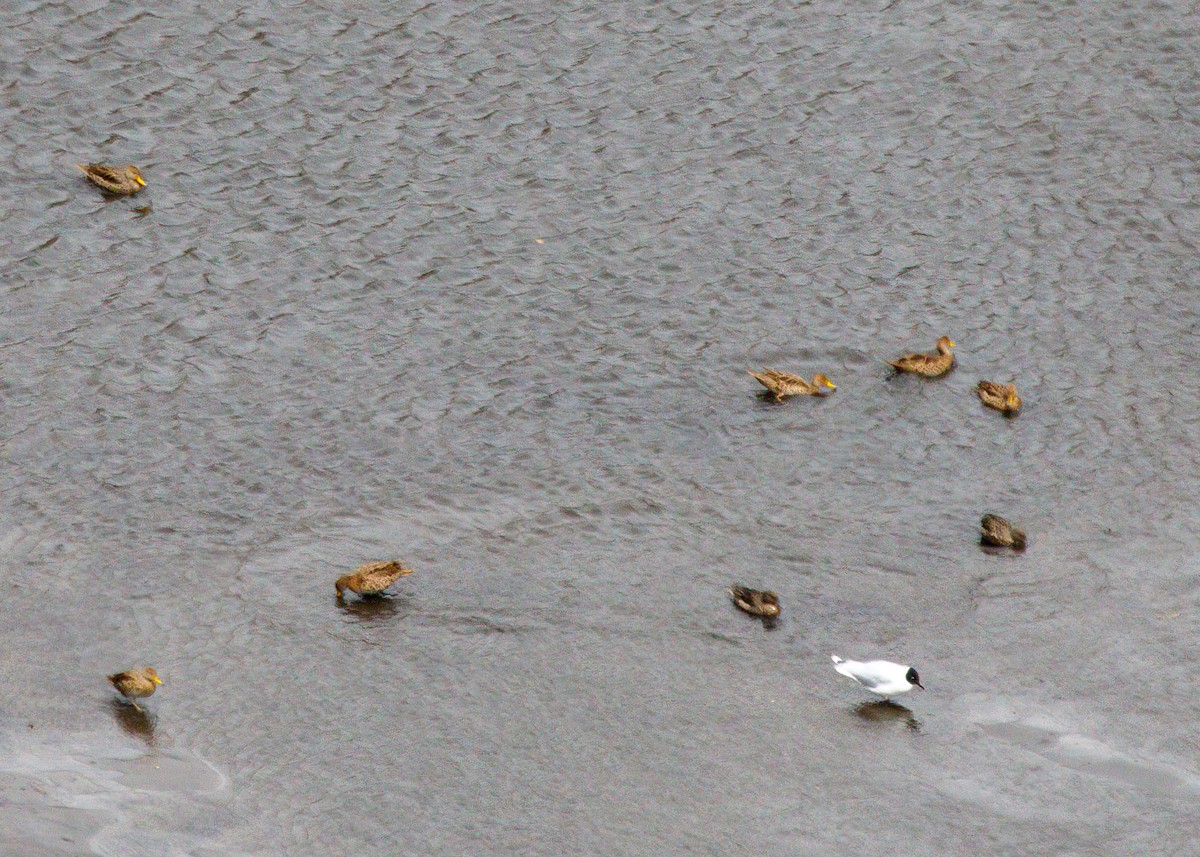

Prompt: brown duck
[
  {"left": 730, "top": 586, "right": 781, "bottom": 618},
  {"left": 335, "top": 560, "right": 414, "bottom": 600},
  {"left": 976, "top": 381, "right": 1021, "bottom": 415},
  {"left": 888, "top": 336, "right": 956, "bottom": 377},
  {"left": 748, "top": 369, "right": 836, "bottom": 400},
  {"left": 76, "top": 163, "right": 146, "bottom": 195},
  {"left": 107, "top": 666, "right": 163, "bottom": 711},
  {"left": 980, "top": 514, "right": 1026, "bottom": 550}
]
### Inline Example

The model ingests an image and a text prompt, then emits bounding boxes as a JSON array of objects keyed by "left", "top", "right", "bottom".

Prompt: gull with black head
[{"left": 831, "top": 655, "right": 923, "bottom": 698}]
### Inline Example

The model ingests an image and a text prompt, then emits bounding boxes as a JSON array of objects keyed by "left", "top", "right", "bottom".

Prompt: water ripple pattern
[{"left": 2, "top": 1, "right": 1199, "bottom": 855}]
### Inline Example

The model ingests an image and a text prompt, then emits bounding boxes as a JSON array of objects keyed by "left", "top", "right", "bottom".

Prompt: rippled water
[{"left": 3, "top": 0, "right": 1199, "bottom": 854}]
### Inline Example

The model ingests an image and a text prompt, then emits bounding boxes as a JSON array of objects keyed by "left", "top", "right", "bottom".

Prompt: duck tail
[
  {"left": 748, "top": 370, "right": 777, "bottom": 393},
  {"left": 830, "top": 655, "right": 844, "bottom": 665}
]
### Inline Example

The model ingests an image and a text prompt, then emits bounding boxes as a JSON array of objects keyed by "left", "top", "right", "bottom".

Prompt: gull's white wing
[
  {"left": 832, "top": 656, "right": 862, "bottom": 681},
  {"left": 843, "top": 660, "right": 907, "bottom": 690}
]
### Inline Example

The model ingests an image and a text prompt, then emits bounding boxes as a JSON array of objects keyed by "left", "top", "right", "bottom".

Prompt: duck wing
[
  {"left": 749, "top": 368, "right": 796, "bottom": 389},
  {"left": 891, "top": 351, "right": 936, "bottom": 371},
  {"left": 77, "top": 163, "right": 123, "bottom": 186},
  {"left": 730, "top": 586, "right": 778, "bottom": 614},
  {"left": 750, "top": 368, "right": 814, "bottom": 395},
  {"left": 747, "top": 368, "right": 778, "bottom": 389}
]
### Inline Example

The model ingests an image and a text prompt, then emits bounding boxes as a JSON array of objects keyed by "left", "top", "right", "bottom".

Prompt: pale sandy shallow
[{"left": 0, "top": 729, "right": 229, "bottom": 856}]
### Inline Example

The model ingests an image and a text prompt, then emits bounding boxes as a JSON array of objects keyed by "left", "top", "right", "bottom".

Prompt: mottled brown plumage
[
  {"left": 888, "top": 336, "right": 956, "bottom": 377},
  {"left": 730, "top": 586, "right": 781, "bottom": 618},
  {"left": 335, "top": 560, "right": 414, "bottom": 599},
  {"left": 76, "top": 163, "right": 146, "bottom": 195},
  {"left": 748, "top": 369, "right": 836, "bottom": 400},
  {"left": 107, "top": 666, "right": 162, "bottom": 711},
  {"left": 980, "top": 514, "right": 1026, "bottom": 550},
  {"left": 976, "top": 381, "right": 1021, "bottom": 415}
]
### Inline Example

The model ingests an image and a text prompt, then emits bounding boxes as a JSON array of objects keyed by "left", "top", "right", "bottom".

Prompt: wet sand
[{"left": 0, "top": 728, "right": 227, "bottom": 856}]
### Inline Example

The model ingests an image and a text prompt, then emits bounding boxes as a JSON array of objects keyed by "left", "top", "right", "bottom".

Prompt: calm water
[{"left": 2, "top": 1, "right": 1199, "bottom": 854}]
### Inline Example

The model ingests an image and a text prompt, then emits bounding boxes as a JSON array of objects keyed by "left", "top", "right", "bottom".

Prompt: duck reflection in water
[
  {"left": 108, "top": 698, "right": 156, "bottom": 743},
  {"left": 854, "top": 700, "right": 920, "bottom": 732},
  {"left": 336, "top": 594, "right": 406, "bottom": 623}
]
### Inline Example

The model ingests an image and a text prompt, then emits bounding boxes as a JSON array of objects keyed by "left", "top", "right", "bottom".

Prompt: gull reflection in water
[{"left": 854, "top": 700, "right": 920, "bottom": 732}]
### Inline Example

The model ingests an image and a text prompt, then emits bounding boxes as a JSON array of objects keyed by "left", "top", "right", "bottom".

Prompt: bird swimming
[
  {"left": 107, "top": 666, "right": 163, "bottom": 712},
  {"left": 980, "top": 514, "right": 1027, "bottom": 549},
  {"left": 76, "top": 163, "right": 146, "bottom": 195},
  {"left": 335, "top": 560, "right": 414, "bottom": 600},
  {"left": 831, "top": 655, "right": 923, "bottom": 697},
  {"left": 975, "top": 381, "right": 1021, "bottom": 415},
  {"left": 747, "top": 369, "right": 836, "bottom": 400},
  {"left": 888, "top": 336, "right": 955, "bottom": 377},
  {"left": 729, "top": 586, "right": 781, "bottom": 618}
]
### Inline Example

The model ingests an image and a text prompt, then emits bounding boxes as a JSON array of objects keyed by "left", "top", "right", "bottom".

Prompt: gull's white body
[{"left": 831, "top": 655, "right": 918, "bottom": 697}]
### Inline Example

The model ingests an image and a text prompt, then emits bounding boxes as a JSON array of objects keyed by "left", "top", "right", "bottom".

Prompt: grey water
[{"left": 2, "top": 0, "right": 1199, "bottom": 854}]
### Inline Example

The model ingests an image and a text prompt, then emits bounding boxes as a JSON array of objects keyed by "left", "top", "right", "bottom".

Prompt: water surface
[{"left": 2, "top": 0, "right": 1199, "bottom": 854}]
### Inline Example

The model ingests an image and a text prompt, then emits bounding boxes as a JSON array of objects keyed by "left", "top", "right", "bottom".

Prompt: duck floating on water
[
  {"left": 975, "top": 381, "right": 1021, "bottom": 415},
  {"left": 980, "top": 514, "right": 1026, "bottom": 550},
  {"left": 76, "top": 163, "right": 146, "bottom": 195},
  {"left": 888, "top": 336, "right": 955, "bottom": 377},
  {"left": 747, "top": 369, "right": 836, "bottom": 400},
  {"left": 729, "top": 586, "right": 781, "bottom": 618}
]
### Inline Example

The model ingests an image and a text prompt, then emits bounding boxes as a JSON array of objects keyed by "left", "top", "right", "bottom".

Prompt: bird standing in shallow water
[
  {"left": 107, "top": 667, "right": 162, "bottom": 712},
  {"left": 831, "top": 655, "right": 923, "bottom": 698},
  {"left": 747, "top": 369, "right": 836, "bottom": 400},
  {"left": 980, "top": 514, "right": 1027, "bottom": 549},
  {"left": 335, "top": 560, "right": 414, "bottom": 600},
  {"left": 975, "top": 381, "right": 1021, "bottom": 415},
  {"left": 76, "top": 163, "right": 146, "bottom": 195},
  {"left": 888, "top": 336, "right": 956, "bottom": 377}
]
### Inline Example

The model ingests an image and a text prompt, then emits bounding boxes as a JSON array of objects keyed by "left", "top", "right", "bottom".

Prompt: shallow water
[{"left": 3, "top": 0, "right": 1200, "bottom": 854}]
